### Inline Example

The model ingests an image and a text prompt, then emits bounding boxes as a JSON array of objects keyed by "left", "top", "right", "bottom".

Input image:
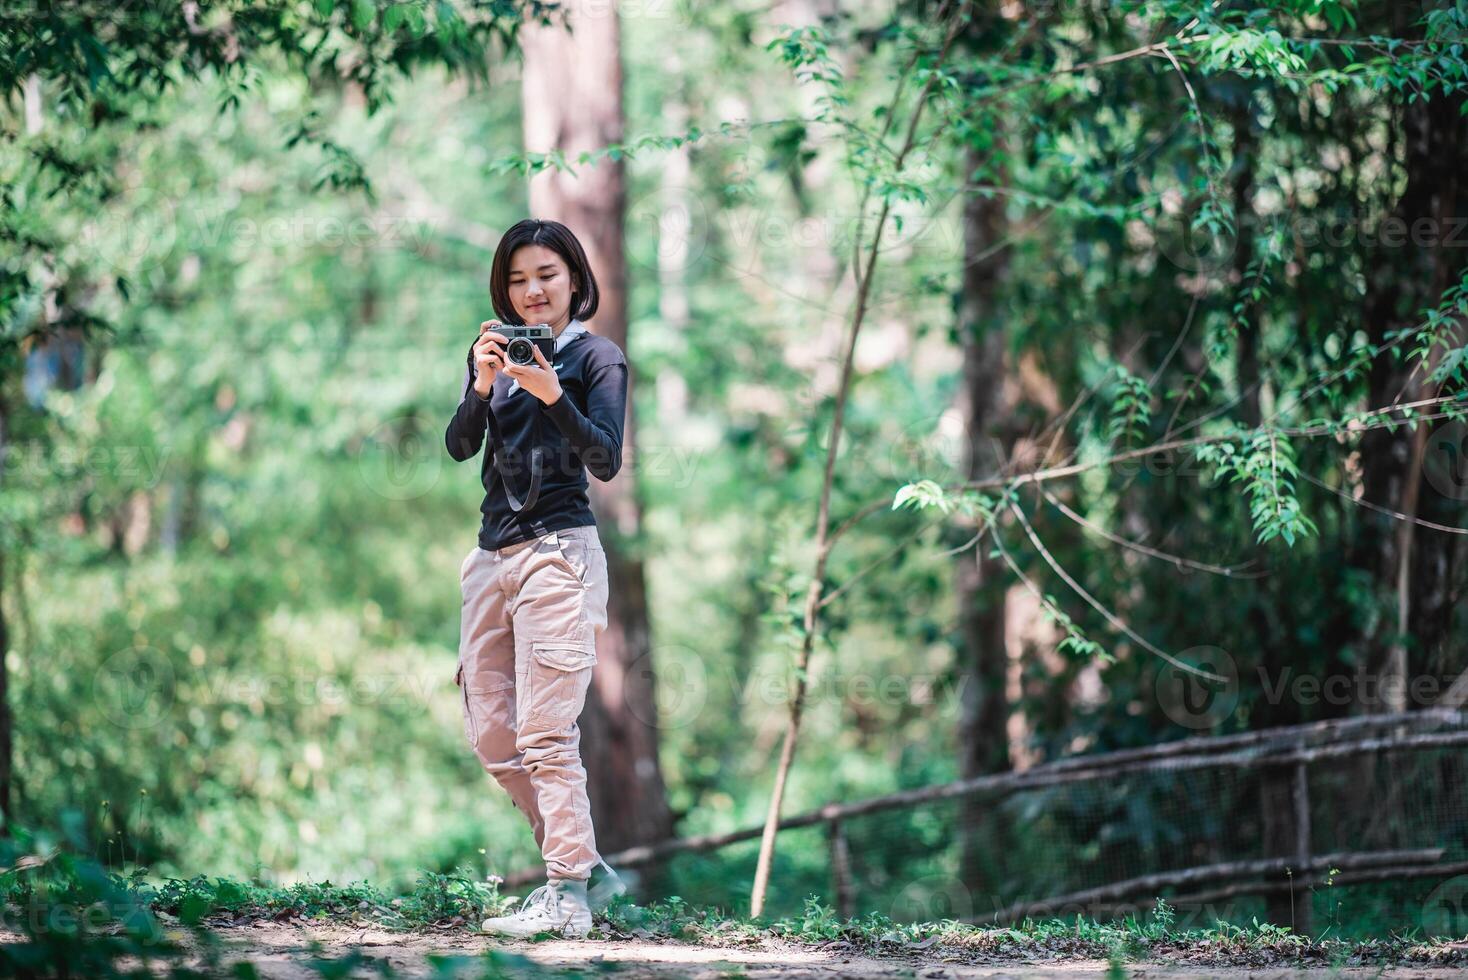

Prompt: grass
[{"left": 3, "top": 823, "right": 1466, "bottom": 978}]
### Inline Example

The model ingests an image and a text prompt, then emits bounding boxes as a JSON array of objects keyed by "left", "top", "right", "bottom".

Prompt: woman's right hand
[{"left": 473, "top": 321, "right": 509, "bottom": 398}]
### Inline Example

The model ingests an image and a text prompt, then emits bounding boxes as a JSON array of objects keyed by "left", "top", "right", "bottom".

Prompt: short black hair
[{"left": 489, "top": 219, "right": 600, "bottom": 325}]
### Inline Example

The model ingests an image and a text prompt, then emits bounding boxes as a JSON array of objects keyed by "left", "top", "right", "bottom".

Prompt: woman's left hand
[{"left": 504, "top": 343, "right": 563, "bottom": 407}]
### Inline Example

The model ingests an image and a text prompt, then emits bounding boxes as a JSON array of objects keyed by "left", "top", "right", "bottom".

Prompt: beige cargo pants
[{"left": 455, "top": 524, "right": 609, "bottom": 881}]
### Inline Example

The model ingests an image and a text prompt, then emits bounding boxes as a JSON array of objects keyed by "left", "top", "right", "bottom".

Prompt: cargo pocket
[
  {"left": 525, "top": 640, "right": 597, "bottom": 728},
  {"left": 551, "top": 535, "right": 594, "bottom": 590},
  {"left": 459, "top": 660, "right": 514, "bottom": 750}
]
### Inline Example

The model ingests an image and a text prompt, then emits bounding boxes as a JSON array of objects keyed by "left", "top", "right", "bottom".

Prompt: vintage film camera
[{"left": 499, "top": 323, "right": 554, "bottom": 366}]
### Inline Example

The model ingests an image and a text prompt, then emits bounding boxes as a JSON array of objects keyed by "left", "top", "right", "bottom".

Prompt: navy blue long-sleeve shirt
[{"left": 445, "top": 331, "right": 628, "bottom": 550}]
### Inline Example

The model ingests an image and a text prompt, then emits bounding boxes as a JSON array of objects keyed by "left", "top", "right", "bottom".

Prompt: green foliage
[
  {"left": 1397, "top": 267, "right": 1468, "bottom": 388},
  {"left": 392, "top": 870, "right": 510, "bottom": 925},
  {"left": 1197, "top": 28, "right": 1312, "bottom": 76},
  {"left": 0, "top": 822, "right": 185, "bottom": 978},
  {"left": 5, "top": 0, "right": 1467, "bottom": 948},
  {"left": 0, "top": 0, "right": 553, "bottom": 387},
  {"left": 1105, "top": 369, "right": 1154, "bottom": 449},
  {"left": 1042, "top": 595, "right": 1112, "bottom": 665},
  {"left": 1194, "top": 431, "right": 1318, "bottom": 546},
  {"left": 3, "top": 820, "right": 1458, "bottom": 972},
  {"left": 892, "top": 483, "right": 995, "bottom": 523},
  {"left": 892, "top": 479, "right": 953, "bottom": 514}
]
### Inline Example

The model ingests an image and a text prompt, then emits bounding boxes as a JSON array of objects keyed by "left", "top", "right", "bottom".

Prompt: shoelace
[{"left": 518, "top": 883, "right": 559, "bottom": 916}]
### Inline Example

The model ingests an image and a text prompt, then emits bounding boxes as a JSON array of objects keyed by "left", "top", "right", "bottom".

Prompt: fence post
[
  {"left": 1292, "top": 759, "right": 1313, "bottom": 935},
  {"left": 829, "top": 817, "right": 854, "bottom": 920}
]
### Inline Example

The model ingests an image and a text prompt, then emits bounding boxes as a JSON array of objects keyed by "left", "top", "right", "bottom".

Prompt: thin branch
[
  {"left": 1074, "top": 331, "right": 1159, "bottom": 494},
  {"left": 1035, "top": 378, "right": 1100, "bottom": 476},
  {"left": 1161, "top": 361, "right": 1211, "bottom": 443},
  {"left": 1166, "top": 1, "right": 1222, "bottom": 44},
  {"left": 749, "top": 0, "right": 975, "bottom": 919},
  {"left": 1147, "top": 293, "right": 1201, "bottom": 391},
  {"left": 936, "top": 523, "right": 988, "bottom": 558},
  {"left": 954, "top": 395, "right": 1466, "bottom": 495},
  {"left": 817, "top": 515, "right": 956, "bottom": 610},
  {"left": 984, "top": 849, "right": 1446, "bottom": 925},
  {"left": 1153, "top": 44, "right": 1220, "bottom": 200},
  {"left": 1007, "top": 499, "right": 1228, "bottom": 682},
  {"left": 827, "top": 497, "right": 900, "bottom": 553},
  {"left": 1299, "top": 470, "right": 1468, "bottom": 535},
  {"left": 986, "top": 511, "right": 1084, "bottom": 646},
  {"left": 1168, "top": 326, "right": 1421, "bottom": 444},
  {"left": 850, "top": 21, "right": 929, "bottom": 297},
  {"left": 826, "top": 396, "right": 1465, "bottom": 571},
  {"left": 1036, "top": 483, "right": 1265, "bottom": 578}
]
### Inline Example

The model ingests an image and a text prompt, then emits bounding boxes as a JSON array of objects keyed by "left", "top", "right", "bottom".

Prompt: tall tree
[
  {"left": 519, "top": 0, "right": 675, "bottom": 870},
  {"left": 954, "top": 131, "right": 1022, "bottom": 888},
  {"left": 1351, "top": 77, "right": 1467, "bottom": 707}
]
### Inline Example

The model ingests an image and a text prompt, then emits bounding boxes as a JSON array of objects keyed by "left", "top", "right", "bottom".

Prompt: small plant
[
  {"left": 1105, "top": 942, "right": 1130, "bottom": 979},
  {"left": 798, "top": 896, "right": 848, "bottom": 940},
  {"left": 1209, "top": 918, "right": 1247, "bottom": 947},
  {"left": 393, "top": 869, "right": 506, "bottom": 926},
  {"left": 1150, "top": 898, "right": 1176, "bottom": 940},
  {"left": 1324, "top": 866, "right": 1342, "bottom": 933}
]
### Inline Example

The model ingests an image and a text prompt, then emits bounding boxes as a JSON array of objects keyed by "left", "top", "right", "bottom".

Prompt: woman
[{"left": 444, "top": 218, "right": 628, "bottom": 938}]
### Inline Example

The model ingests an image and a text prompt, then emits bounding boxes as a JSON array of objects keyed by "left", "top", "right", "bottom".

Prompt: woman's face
[{"left": 507, "top": 244, "right": 576, "bottom": 331}]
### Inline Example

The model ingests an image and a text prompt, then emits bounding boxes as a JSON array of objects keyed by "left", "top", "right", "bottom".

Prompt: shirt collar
[{"left": 555, "top": 318, "right": 589, "bottom": 354}]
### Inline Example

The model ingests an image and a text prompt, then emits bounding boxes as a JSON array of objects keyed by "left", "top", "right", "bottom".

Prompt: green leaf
[
  {"left": 179, "top": 892, "right": 213, "bottom": 925},
  {"left": 352, "top": 0, "right": 376, "bottom": 30},
  {"left": 892, "top": 480, "right": 950, "bottom": 513}
]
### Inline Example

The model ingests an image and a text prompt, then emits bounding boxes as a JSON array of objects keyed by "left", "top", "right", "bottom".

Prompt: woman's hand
[
  {"left": 504, "top": 342, "right": 564, "bottom": 407},
  {"left": 472, "top": 321, "right": 508, "bottom": 398}
]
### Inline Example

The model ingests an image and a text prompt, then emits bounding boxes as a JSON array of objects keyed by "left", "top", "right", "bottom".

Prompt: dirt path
[{"left": 165, "top": 921, "right": 1468, "bottom": 979}]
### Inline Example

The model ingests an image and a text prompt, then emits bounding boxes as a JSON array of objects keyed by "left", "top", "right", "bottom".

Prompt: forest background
[{"left": 3, "top": 0, "right": 1466, "bottom": 934}]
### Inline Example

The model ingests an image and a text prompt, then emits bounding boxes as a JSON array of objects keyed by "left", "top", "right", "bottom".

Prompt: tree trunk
[
  {"left": 1351, "top": 84, "right": 1466, "bottom": 707},
  {"left": 954, "top": 137, "right": 1017, "bottom": 891},
  {"left": 520, "top": 0, "right": 674, "bottom": 888},
  {"left": 0, "top": 386, "right": 10, "bottom": 830},
  {"left": 1331, "top": 23, "right": 1468, "bottom": 931},
  {"left": 1226, "top": 93, "right": 1314, "bottom": 934},
  {"left": 1230, "top": 99, "right": 1261, "bottom": 431}
]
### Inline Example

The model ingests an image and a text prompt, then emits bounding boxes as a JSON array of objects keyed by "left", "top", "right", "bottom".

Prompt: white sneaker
[{"left": 480, "top": 878, "right": 593, "bottom": 939}]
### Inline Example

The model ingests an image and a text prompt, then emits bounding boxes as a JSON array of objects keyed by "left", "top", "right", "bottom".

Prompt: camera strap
[{"left": 464, "top": 340, "right": 544, "bottom": 513}]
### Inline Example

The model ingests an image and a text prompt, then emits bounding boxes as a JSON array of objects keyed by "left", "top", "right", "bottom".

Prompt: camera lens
[{"left": 507, "top": 338, "right": 533, "bottom": 364}]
